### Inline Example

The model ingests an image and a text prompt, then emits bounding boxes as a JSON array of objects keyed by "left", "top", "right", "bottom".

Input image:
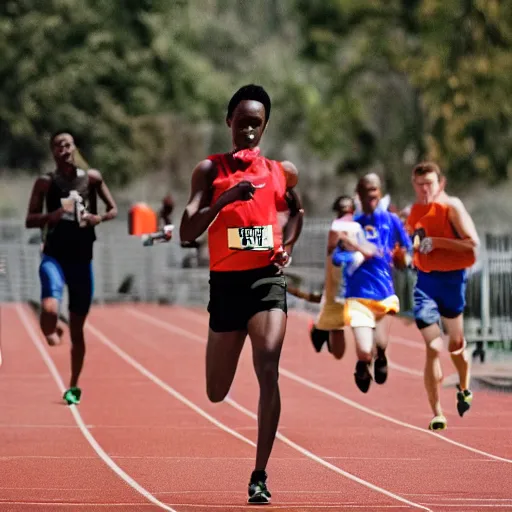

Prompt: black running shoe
[
  {"left": 309, "top": 323, "right": 329, "bottom": 353},
  {"left": 248, "top": 471, "right": 271, "bottom": 505},
  {"left": 354, "top": 360, "right": 372, "bottom": 393},
  {"left": 374, "top": 347, "right": 388, "bottom": 385},
  {"left": 456, "top": 385, "right": 473, "bottom": 417}
]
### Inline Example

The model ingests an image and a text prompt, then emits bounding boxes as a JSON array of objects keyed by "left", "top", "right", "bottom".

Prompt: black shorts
[
  {"left": 208, "top": 264, "right": 287, "bottom": 332},
  {"left": 40, "top": 254, "right": 94, "bottom": 316}
]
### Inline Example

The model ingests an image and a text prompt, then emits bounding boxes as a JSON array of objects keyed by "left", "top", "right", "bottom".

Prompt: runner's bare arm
[
  {"left": 179, "top": 160, "right": 217, "bottom": 243},
  {"left": 430, "top": 197, "right": 479, "bottom": 255},
  {"left": 286, "top": 285, "right": 323, "bottom": 303},
  {"left": 337, "top": 232, "right": 377, "bottom": 259},
  {"left": 88, "top": 169, "right": 118, "bottom": 222},
  {"left": 281, "top": 161, "right": 304, "bottom": 249},
  {"left": 327, "top": 229, "right": 340, "bottom": 255},
  {"left": 25, "top": 176, "right": 59, "bottom": 228}
]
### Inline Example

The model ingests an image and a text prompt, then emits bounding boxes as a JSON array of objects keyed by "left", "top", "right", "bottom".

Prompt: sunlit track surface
[{"left": 1, "top": 303, "right": 510, "bottom": 512}]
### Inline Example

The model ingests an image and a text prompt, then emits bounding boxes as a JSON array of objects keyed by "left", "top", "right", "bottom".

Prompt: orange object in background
[{"left": 128, "top": 202, "right": 158, "bottom": 235}]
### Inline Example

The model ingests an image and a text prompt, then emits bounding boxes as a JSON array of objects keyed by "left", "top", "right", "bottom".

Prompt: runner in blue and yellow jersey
[{"left": 332, "top": 174, "right": 411, "bottom": 393}]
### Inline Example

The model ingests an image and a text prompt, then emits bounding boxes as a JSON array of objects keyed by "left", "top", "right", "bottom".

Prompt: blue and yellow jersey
[{"left": 333, "top": 209, "right": 411, "bottom": 301}]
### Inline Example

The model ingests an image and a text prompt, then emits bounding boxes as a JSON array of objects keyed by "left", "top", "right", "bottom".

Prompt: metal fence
[
  {"left": 1, "top": 220, "right": 511, "bottom": 356},
  {"left": 0, "top": 218, "right": 333, "bottom": 308}
]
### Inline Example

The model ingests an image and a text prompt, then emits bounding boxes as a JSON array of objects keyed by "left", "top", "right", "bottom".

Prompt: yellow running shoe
[{"left": 428, "top": 415, "right": 447, "bottom": 431}]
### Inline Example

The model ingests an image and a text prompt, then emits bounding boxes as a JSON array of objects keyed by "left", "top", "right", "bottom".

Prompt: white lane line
[
  {"left": 106, "top": 309, "right": 432, "bottom": 511},
  {"left": 129, "top": 307, "right": 512, "bottom": 465},
  {"left": 16, "top": 305, "right": 177, "bottom": 512}
]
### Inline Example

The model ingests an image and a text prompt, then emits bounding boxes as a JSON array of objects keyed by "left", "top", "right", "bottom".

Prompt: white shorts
[{"left": 344, "top": 295, "right": 400, "bottom": 329}]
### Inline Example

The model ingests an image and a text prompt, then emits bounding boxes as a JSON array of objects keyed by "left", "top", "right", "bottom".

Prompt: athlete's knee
[
  {"left": 41, "top": 297, "right": 59, "bottom": 315},
  {"left": 425, "top": 337, "right": 443, "bottom": 355},
  {"left": 206, "top": 380, "right": 229, "bottom": 403},
  {"left": 206, "top": 387, "right": 225, "bottom": 403},
  {"left": 205, "top": 368, "right": 230, "bottom": 403},
  {"left": 449, "top": 336, "right": 466, "bottom": 355}
]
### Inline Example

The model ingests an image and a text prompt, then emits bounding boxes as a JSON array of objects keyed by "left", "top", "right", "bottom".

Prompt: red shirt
[{"left": 207, "top": 150, "right": 287, "bottom": 271}]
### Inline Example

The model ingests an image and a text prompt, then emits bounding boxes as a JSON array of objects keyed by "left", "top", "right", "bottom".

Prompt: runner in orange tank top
[
  {"left": 179, "top": 85, "right": 303, "bottom": 505},
  {"left": 405, "top": 162, "right": 479, "bottom": 432}
]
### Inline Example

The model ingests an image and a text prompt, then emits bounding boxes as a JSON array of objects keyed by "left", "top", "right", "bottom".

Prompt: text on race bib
[
  {"left": 227, "top": 225, "right": 274, "bottom": 251},
  {"left": 61, "top": 191, "right": 85, "bottom": 222}
]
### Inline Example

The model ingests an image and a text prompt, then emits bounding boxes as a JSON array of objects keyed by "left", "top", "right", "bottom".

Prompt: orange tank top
[
  {"left": 207, "top": 151, "right": 287, "bottom": 271},
  {"left": 406, "top": 202, "right": 475, "bottom": 272}
]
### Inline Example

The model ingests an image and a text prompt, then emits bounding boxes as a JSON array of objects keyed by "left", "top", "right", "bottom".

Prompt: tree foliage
[
  {"left": 0, "top": 0, "right": 232, "bottom": 183},
  {"left": 1, "top": 0, "right": 511, "bottom": 193},
  {"left": 296, "top": 0, "right": 512, "bottom": 185}
]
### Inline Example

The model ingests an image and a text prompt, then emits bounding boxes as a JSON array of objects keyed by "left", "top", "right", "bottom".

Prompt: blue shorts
[
  {"left": 413, "top": 270, "right": 467, "bottom": 329},
  {"left": 39, "top": 255, "right": 94, "bottom": 316}
]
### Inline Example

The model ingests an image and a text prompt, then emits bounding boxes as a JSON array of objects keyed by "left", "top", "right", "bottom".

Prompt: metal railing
[{"left": 1, "top": 220, "right": 511, "bottom": 359}]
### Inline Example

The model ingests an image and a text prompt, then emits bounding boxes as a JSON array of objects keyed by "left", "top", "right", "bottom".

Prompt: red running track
[{"left": 1, "top": 303, "right": 511, "bottom": 511}]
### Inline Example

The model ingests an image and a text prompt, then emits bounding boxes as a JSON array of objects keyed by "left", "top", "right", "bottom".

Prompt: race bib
[
  {"left": 61, "top": 190, "right": 86, "bottom": 223},
  {"left": 227, "top": 225, "right": 274, "bottom": 251}
]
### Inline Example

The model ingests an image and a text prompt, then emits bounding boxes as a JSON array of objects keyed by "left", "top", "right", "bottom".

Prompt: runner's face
[
  {"left": 359, "top": 182, "right": 381, "bottom": 212},
  {"left": 52, "top": 134, "right": 76, "bottom": 166},
  {"left": 413, "top": 171, "right": 441, "bottom": 204},
  {"left": 228, "top": 100, "right": 266, "bottom": 150}
]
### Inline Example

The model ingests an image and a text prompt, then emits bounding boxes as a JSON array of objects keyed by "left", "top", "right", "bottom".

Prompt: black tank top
[{"left": 43, "top": 169, "right": 97, "bottom": 262}]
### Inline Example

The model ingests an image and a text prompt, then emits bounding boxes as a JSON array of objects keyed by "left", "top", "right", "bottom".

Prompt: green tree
[
  {"left": 0, "top": 0, "right": 168, "bottom": 184},
  {"left": 405, "top": 0, "right": 512, "bottom": 182},
  {"left": 0, "top": 0, "right": 309, "bottom": 186},
  {"left": 296, "top": 0, "right": 512, "bottom": 188}
]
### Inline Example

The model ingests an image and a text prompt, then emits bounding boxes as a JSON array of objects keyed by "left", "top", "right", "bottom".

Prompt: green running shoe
[
  {"left": 248, "top": 471, "right": 271, "bottom": 505},
  {"left": 63, "top": 387, "right": 82, "bottom": 405},
  {"left": 248, "top": 481, "right": 271, "bottom": 504}
]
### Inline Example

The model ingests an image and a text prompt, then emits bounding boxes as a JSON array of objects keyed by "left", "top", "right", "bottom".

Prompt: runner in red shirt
[{"left": 180, "top": 84, "right": 303, "bottom": 505}]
